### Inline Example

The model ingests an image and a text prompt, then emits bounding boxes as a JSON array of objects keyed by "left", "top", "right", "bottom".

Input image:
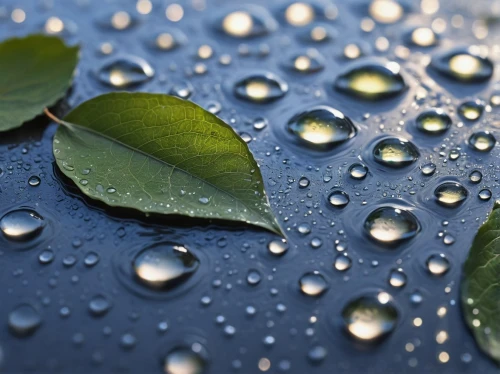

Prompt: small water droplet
[
  {"left": 246, "top": 269, "right": 262, "bottom": 285},
  {"left": 38, "top": 249, "right": 54, "bottom": 264},
  {"left": 468, "top": 131, "right": 496, "bottom": 152},
  {"left": 28, "top": 175, "right": 41, "bottom": 187},
  {"left": 89, "top": 295, "right": 112, "bottom": 317},
  {"left": 388, "top": 268, "right": 407, "bottom": 288},
  {"left": 84, "top": 252, "right": 100, "bottom": 267},
  {"left": 299, "top": 271, "right": 328, "bottom": 297},
  {"left": 234, "top": 72, "right": 288, "bottom": 103},
  {"left": 458, "top": 100, "right": 484, "bottom": 121},
  {"left": 284, "top": 49, "right": 325, "bottom": 73},
  {"left": 369, "top": 0, "right": 404, "bottom": 24},
  {"left": 421, "top": 162, "right": 436, "bottom": 176},
  {"left": 468, "top": 170, "right": 482, "bottom": 184},
  {"left": 328, "top": 190, "right": 350, "bottom": 208},
  {"left": 267, "top": 239, "right": 288, "bottom": 256},
  {"left": 334, "top": 253, "right": 352, "bottom": 271},
  {"left": 430, "top": 49, "right": 493, "bottom": 82},
  {"left": 8, "top": 304, "right": 42, "bottom": 337},
  {"left": 97, "top": 56, "right": 154, "bottom": 88},
  {"left": 217, "top": 6, "right": 277, "bottom": 38},
  {"left": 298, "top": 177, "right": 310, "bottom": 188},
  {"left": 478, "top": 189, "right": 492, "bottom": 201},
  {"left": 426, "top": 254, "right": 450, "bottom": 276},
  {"left": 406, "top": 27, "right": 437, "bottom": 47},
  {"left": 348, "top": 163, "right": 368, "bottom": 180},
  {"left": 415, "top": 109, "right": 452, "bottom": 135}
]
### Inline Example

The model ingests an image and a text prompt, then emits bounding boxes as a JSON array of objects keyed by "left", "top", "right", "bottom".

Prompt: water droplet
[
  {"left": 299, "top": 271, "right": 328, "bottom": 296},
  {"left": 298, "top": 177, "right": 310, "bottom": 188},
  {"left": 468, "top": 170, "right": 482, "bottom": 184},
  {"left": 234, "top": 72, "right": 288, "bottom": 103},
  {"left": 406, "top": 27, "right": 437, "bottom": 47},
  {"left": 430, "top": 49, "right": 493, "bottom": 82},
  {"left": 28, "top": 175, "right": 41, "bottom": 187},
  {"left": 364, "top": 207, "right": 421, "bottom": 245},
  {"left": 342, "top": 292, "right": 398, "bottom": 341},
  {"left": 8, "top": 304, "right": 42, "bottom": 337},
  {"left": 169, "top": 80, "right": 194, "bottom": 99},
  {"left": 372, "top": 138, "right": 419, "bottom": 168},
  {"left": 416, "top": 109, "right": 452, "bottom": 135},
  {"left": 298, "top": 223, "right": 311, "bottom": 235},
  {"left": 121, "top": 333, "right": 137, "bottom": 349},
  {"left": 38, "top": 249, "right": 54, "bottom": 264},
  {"left": 307, "top": 345, "right": 328, "bottom": 364},
  {"left": 164, "top": 345, "right": 207, "bottom": 374},
  {"left": 217, "top": 6, "right": 277, "bottom": 38},
  {"left": 133, "top": 243, "right": 199, "bottom": 290},
  {"left": 426, "top": 254, "right": 450, "bottom": 276},
  {"left": 369, "top": 0, "right": 404, "bottom": 24},
  {"left": 434, "top": 182, "right": 468, "bottom": 207},
  {"left": 348, "top": 163, "right": 368, "bottom": 180},
  {"left": 0, "top": 209, "right": 45, "bottom": 241},
  {"left": 151, "top": 30, "right": 187, "bottom": 51},
  {"left": 97, "top": 10, "right": 137, "bottom": 31},
  {"left": 298, "top": 24, "right": 337, "bottom": 43},
  {"left": 284, "top": 50, "right": 325, "bottom": 73},
  {"left": 468, "top": 131, "right": 496, "bottom": 152},
  {"left": 388, "top": 269, "right": 407, "bottom": 288},
  {"left": 334, "top": 254, "right": 352, "bottom": 271},
  {"left": 246, "top": 269, "right": 262, "bottom": 285},
  {"left": 84, "top": 252, "right": 100, "bottom": 267},
  {"left": 89, "top": 295, "right": 112, "bottom": 317},
  {"left": 97, "top": 56, "right": 154, "bottom": 88},
  {"left": 328, "top": 190, "right": 350, "bottom": 208},
  {"left": 253, "top": 117, "right": 268, "bottom": 130},
  {"left": 458, "top": 100, "right": 484, "bottom": 121},
  {"left": 478, "top": 189, "right": 492, "bottom": 201},
  {"left": 287, "top": 106, "right": 356, "bottom": 148},
  {"left": 421, "top": 162, "right": 436, "bottom": 176},
  {"left": 334, "top": 61, "right": 406, "bottom": 100},
  {"left": 267, "top": 239, "right": 288, "bottom": 256},
  {"left": 284, "top": 2, "right": 316, "bottom": 26}
]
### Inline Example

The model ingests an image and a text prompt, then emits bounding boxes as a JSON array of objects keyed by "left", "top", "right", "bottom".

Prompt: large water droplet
[
  {"left": 372, "top": 138, "right": 419, "bottom": 168},
  {"left": 364, "top": 207, "right": 421, "bottom": 245},
  {"left": 342, "top": 292, "right": 398, "bottom": 342},
  {"left": 133, "top": 243, "right": 199, "bottom": 290},
  {"left": 334, "top": 61, "right": 406, "bottom": 100},
  {"left": 0, "top": 209, "right": 45, "bottom": 241},
  {"left": 430, "top": 49, "right": 493, "bottom": 83},
  {"left": 164, "top": 345, "right": 207, "bottom": 374},
  {"left": 299, "top": 271, "right": 328, "bottom": 296},
  {"left": 415, "top": 109, "right": 452, "bottom": 135},
  {"left": 97, "top": 56, "right": 154, "bottom": 88},
  {"left": 434, "top": 182, "right": 468, "bottom": 207},
  {"left": 287, "top": 106, "right": 357, "bottom": 148},
  {"left": 8, "top": 304, "right": 42, "bottom": 337},
  {"left": 234, "top": 73, "right": 288, "bottom": 103},
  {"left": 217, "top": 6, "right": 277, "bottom": 38},
  {"left": 468, "top": 131, "right": 496, "bottom": 152}
]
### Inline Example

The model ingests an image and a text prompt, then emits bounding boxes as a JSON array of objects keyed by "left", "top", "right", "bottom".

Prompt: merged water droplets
[
  {"left": 8, "top": 303, "right": 42, "bottom": 337},
  {"left": 0, "top": 209, "right": 45, "bottom": 241},
  {"left": 364, "top": 207, "right": 421, "bottom": 245},
  {"left": 216, "top": 6, "right": 278, "bottom": 38},
  {"left": 334, "top": 61, "right": 406, "bottom": 100},
  {"left": 233, "top": 72, "right": 288, "bottom": 103},
  {"left": 287, "top": 106, "right": 356, "bottom": 149},
  {"left": 434, "top": 182, "right": 468, "bottom": 207},
  {"left": 468, "top": 131, "right": 496, "bottom": 152},
  {"left": 415, "top": 109, "right": 452, "bottom": 135},
  {"left": 430, "top": 49, "right": 494, "bottom": 83},
  {"left": 97, "top": 56, "right": 154, "bottom": 88},
  {"left": 342, "top": 292, "right": 398, "bottom": 342},
  {"left": 133, "top": 243, "right": 200, "bottom": 290},
  {"left": 372, "top": 138, "right": 419, "bottom": 168}
]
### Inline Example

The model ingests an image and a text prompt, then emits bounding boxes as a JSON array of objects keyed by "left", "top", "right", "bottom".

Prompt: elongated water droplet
[
  {"left": 416, "top": 109, "right": 452, "bottom": 135},
  {"left": 8, "top": 304, "right": 42, "bottom": 337},
  {"left": 364, "top": 207, "right": 420, "bottom": 245},
  {"left": 434, "top": 182, "right": 468, "bottom": 207},
  {"left": 334, "top": 61, "right": 406, "bottom": 100},
  {"left": 372, "top": 138, "right": 419, "bottom": 168},
  {"left": 0, "top": 209, "right": 45, "bottom": 241},
  {"left": 430, "top": 49, "right": 493, "bottom": 82},
  {"left": 468, "top": 131, "right": 496, "bottom": 152},
  {"left": 217, "top": 6, "right": 277, "bottom": 38},
  {"left": 287, "top": 106, "right": 357, "bottom": 148},
  {"left": 342, "top": 292, "right": 398, "bottom": 342},
  {"left": 133, "top": 243, "right": 199, "bottom": 290},
  {"left": 299, "top": 271, "right": 328, "bottom": 296},
  {"left": 97, "top": 56, "right": 154, "bottom": 88},
  {"left": 234, "top": 73, "right": 288, "bottom": 103}
]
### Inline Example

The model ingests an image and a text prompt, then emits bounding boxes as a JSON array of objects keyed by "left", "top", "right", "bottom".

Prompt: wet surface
[{"left": 0, "top": 0, "right": 499, "bottom": 373}]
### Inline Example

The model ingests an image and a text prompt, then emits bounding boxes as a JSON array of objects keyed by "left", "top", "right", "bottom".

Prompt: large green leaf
[
  {"left": 462, "top": 201, "right": 500, "bottom": 363},
  {"left": 52, "top": 92, "right": 283, "bottom": 235},
  {"left": 0, "top": 34, "right": 79, "bottom": 131}
]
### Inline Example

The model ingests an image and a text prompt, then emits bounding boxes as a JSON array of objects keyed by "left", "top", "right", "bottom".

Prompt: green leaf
[
  {"left": 0, "top": 34, "right": 79, "bottom": 131},
  {"left": 462, "top": 201, "right": 500, "bottom": 363},
  {"left": 52, "top": 92, "right": 283, "bottom": 236}
]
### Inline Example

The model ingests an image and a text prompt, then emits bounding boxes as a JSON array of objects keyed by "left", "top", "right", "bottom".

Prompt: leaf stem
[{"left": 44, "top": 108, "right": 63, "bottom": 125}]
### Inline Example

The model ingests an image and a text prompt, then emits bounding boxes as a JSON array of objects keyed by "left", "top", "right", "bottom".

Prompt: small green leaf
[
  {"left": 0, "top": 34, "right": 79, "bottom": 131},
  {"left": 52, "top": 92, "right": 283, "bottom": 236},
  {"left": 462, "top": 201, "right": 500, "bottom": 363}
]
